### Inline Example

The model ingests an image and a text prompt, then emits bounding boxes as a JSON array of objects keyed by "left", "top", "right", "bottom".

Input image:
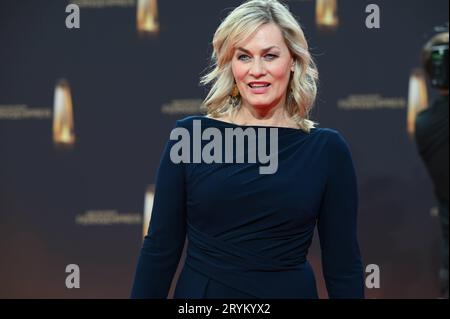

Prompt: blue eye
[
  {"left": 237, "top": 54, "right": 278, "bottom": 61},
  {"left": 238, "top": 54, "right": 250, "bottom": 61},
  {"left": 265, "top": 54, "right": 277, "bottom": 60}
]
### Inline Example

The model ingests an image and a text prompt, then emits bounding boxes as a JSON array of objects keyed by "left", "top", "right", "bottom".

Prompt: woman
[{"left": 131, "top": 0, "right": 364, "bottom": 299}]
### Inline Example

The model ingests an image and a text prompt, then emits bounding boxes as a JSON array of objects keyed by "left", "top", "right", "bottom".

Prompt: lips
[
  {"left": 247, "top": 82, "right": 271, "bottom": 94},
  {"left": 248, "top": 82, "right": 271, "bottom": 88}
]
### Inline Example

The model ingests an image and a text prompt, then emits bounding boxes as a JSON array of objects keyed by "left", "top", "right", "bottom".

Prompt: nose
[{"left": 249, "top": 58, "right": 266, "bottom": 77}]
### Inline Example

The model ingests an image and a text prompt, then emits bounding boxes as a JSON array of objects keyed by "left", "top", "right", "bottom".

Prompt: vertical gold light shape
[
  {"left": 143, "top": 185, "right": 155, "bottom": 240},
  {"left": 53, "top": 79, "right": 76, "bottom": 148},
  {"left": 136, "top": 0, "right": 160, "bottom": 37},
  {"left": 407, "top": 68, "right": 429, "bottom": 138},
  {"left": 316, "top": 0, "right": 339, "bottom": 32}
]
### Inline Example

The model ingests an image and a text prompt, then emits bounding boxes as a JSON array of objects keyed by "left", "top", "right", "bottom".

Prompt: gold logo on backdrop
[
  {"left": 406, "top": 68, "right": 429, "bottom": 138},
  {"left": 0, "top": 105, "right": 51, "bottom": 119},
  {"left": 69, "top": 0, "right": 134, "bottom": 8},
  {"left": 137, "top": 0, "right": 159, "bottom": 36},
  {"left": 143, "top": 185, "right": 155, "bottom": 239},
  {"left": 76, "top": 210, "right": 141, "bottom": 225},
  {"left": 53, "top": 79, "right": 76, "bottom": 148},
  {"left": 316, "top": 0, "right": 339, "bottom": 32},
  {"left": 338, "top": 94, "right": 406, "bottom": 110},
  {"left": 161, "top": 99, "right": 204, "bottom": 115}
]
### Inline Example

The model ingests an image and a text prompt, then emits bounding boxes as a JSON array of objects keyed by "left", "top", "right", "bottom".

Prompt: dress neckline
[{"left": 200, "top": 116, "right": 305, "bottom": 132}]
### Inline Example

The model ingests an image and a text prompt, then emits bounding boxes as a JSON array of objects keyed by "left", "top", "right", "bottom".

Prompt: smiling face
[{"left": 231, "top": 23, "right": 295, "bottom": 111}]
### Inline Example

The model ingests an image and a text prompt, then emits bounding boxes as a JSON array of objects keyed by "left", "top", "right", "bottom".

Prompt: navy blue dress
[{"left": 130, "top": 115, "right": 364, "bottom": 299}]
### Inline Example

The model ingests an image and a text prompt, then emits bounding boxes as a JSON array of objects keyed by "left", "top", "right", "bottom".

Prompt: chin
[
  {"left": 246, "top": 101, "right": 275, "bottom": 109},
  {"left": 248, "top": 95, "right": 276, "bottom": 103}
]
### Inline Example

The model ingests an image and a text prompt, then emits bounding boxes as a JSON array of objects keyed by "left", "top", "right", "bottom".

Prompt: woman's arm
[
  {"left": 130, "top": 120, "right": 187, "bottom": 298},
  {"left": 317, "top": 129, "right": 365, "bottom": 299}
]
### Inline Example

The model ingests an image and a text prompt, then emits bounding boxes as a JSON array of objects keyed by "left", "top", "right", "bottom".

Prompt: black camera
[
  {"left": 423, "top": 24, "right": 449, "bottom": 90},
  {"left": 429, "top": 42, "right": 449, "bottom": 89}
]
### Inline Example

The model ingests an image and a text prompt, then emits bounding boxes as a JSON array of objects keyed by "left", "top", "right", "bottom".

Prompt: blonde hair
[{"left": 199, "top": 0, "right": 319, "bottom": 133}]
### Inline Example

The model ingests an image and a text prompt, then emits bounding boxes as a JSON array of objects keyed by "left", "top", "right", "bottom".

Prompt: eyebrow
[{"left": 236, "top": 46, "right": 280, "bottom": 54}]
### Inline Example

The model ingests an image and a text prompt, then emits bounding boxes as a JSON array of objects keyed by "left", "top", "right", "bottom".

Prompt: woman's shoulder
[
  {"left": 171, "top": 115, "right": 206, "bottom": 129},
  {"left": 317, "top": 128, "right": 354, "bottom": 159},
  {"left": 316, "top": 127, "right": 343, "bottom": 139},
  {"left": 172, "top": 116, "right": 350, "bottom": 145}
]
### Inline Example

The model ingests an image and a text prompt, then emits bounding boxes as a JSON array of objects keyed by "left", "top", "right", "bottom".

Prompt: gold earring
[
  {"left": 231, "top": 84, "right": 239, "bottom": 97},
  {"left": 229, "top": 84, "right": 240, "bottom": 107}
]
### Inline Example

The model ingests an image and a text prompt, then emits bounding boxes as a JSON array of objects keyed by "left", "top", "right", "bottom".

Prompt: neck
[{"left": 233, "top": 96, "right": 294, "bottom": 127}]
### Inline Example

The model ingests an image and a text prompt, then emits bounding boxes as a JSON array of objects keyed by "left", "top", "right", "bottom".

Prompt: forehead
[{"left": 236, "top": 23, "right": 286, "bottom": 50}]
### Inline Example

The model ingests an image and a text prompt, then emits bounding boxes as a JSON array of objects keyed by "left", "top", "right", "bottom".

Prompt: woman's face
[{"left": 231, "top": 23, "right": 294, "bottom": 111}]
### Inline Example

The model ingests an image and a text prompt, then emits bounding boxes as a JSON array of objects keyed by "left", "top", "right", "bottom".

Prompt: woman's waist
[
  {"left": 183, "top": 255, "right": 317, "bottom": 298},
  {"left": 186, "top": 222, "right": 311, "bottom": 272}
]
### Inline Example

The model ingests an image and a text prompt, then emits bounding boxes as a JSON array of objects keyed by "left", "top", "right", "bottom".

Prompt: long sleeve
[
  {"left": 317, "top": 130, "right": 365, "bottom": 298},
  {"left": 130, "top": 120, "right": 187, "bottom": 298}
]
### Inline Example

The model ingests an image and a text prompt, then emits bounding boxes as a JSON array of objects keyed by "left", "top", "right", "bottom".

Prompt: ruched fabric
[{"left": 131, "top": 115, "right": 364, "bottom": 299}]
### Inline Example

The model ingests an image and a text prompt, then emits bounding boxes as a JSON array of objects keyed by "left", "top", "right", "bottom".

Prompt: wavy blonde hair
[{"left": 199, "top": 0, "right": 319, "bottom": 132}]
